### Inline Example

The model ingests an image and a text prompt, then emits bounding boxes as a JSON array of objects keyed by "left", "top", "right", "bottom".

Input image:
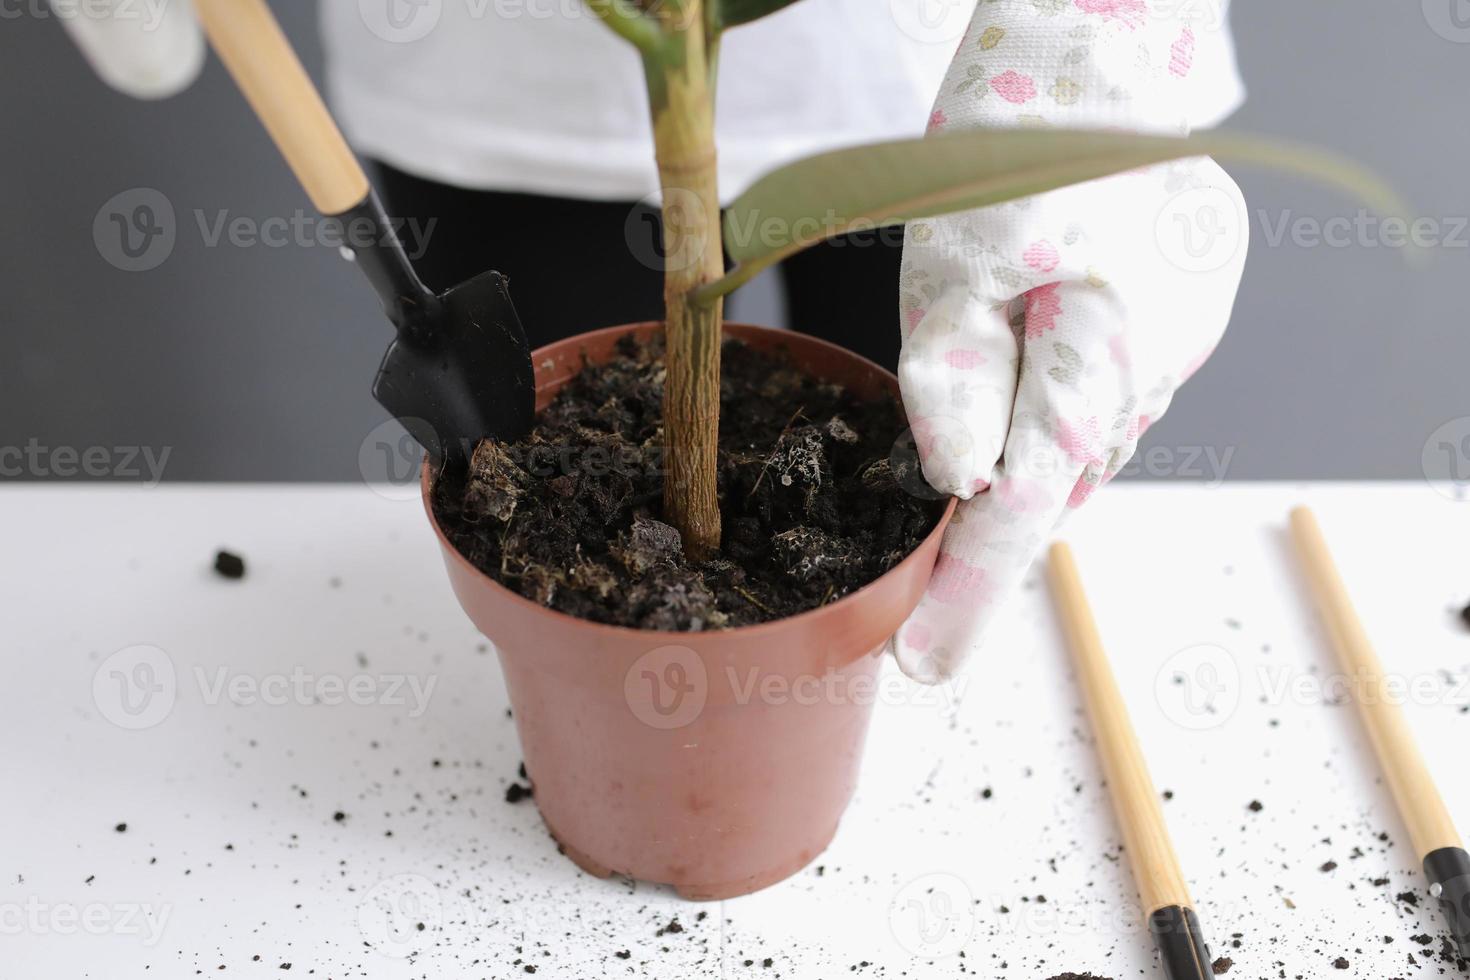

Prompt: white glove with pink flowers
[
  {"left": 48, "top": 0, "right": 204, "bottom": 100},
  {"left": 892, "top": 0, "right": 1250, "bottom": 683}
]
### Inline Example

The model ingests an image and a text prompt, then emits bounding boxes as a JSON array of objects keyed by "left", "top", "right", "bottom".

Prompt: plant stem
[
  {"left": 584, "top": 0, "right": 666, "bottom": 54},
  {"left": 645, "top": 0, "right": 723, "bottom": 558}
]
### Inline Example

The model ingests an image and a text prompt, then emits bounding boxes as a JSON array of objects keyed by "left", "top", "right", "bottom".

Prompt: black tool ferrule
[
  {"left": 327, "top": 190, "right": 439, "bottom": 346},
  {"left": 1424, "top": 846, "right": 1470, "bottom": 956},
  {"left": 1148, "top": 905, "right": 1213, "bottom": 980}
]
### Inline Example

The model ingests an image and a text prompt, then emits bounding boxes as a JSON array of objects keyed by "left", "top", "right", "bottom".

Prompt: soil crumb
[
  {"left": 432, "top": 336, "right": 943, "bottom": 629},
  {"left": 214, "top": 550, "right": 246, "bottom": 580},
  {"left": 1212, "top": 955, "right": 1233, "bottom": 974}
]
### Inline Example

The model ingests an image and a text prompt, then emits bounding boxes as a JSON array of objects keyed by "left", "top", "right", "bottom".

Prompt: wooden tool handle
[
  {"left": 194, "top": 0, "right": 369, "bottom": 215},
  {"left": 1288, "top": 506, "right": 1462, "bottom": 857},
  {"left": 1048, "top": 542, "right": 1194, "bottom": 916}
]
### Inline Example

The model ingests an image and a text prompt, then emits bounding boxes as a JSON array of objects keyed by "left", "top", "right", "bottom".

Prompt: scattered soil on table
[{"left": 431, "top": 335, "right": 944, "bottom": 629}]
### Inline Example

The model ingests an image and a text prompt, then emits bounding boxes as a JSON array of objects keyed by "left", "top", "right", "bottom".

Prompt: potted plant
[
  {"left": 50, "top": 0, "right": 1394, "bottom": 902},
  {"left": 416, "top": 0, "right": 1399, "bottom": 900}
]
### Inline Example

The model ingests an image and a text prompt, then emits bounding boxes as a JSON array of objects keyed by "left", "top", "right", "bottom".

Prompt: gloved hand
[
  {"left": 892, "top": 0, "right": 1249, "bottom": 684},
  {"left": 51, "top": 0, "right": 204, "bottom": 99}
]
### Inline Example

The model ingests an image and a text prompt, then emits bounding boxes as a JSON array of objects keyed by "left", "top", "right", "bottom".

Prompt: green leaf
[
  {"left": 714, "top": 0, "right": 805, "bottom": 30},
  {"left": 696, "top": 128, "right": 1404, "bottom": 302}
]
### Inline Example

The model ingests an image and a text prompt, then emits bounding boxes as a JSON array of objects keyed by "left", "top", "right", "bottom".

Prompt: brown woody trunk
[{"left": 646, "top": 2, "right": 724, "bottom": 559}]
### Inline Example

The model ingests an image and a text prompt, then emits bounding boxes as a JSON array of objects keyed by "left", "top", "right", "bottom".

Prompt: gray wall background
[{"left": 2, "top": 3, "right": 1466, "bottom": 482}]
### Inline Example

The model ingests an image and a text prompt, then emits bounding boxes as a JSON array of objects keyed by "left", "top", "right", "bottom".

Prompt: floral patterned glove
[
  {"left": 49, "top": 0, "right": 204, "bottom": 100},
  {"left": 892, "top": 0, "right": 1249, "bottom": 683}
]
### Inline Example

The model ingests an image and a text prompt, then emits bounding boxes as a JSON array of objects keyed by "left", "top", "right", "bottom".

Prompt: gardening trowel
[{"left": 193, "top": 0, "right": 534, "bottom": 466}]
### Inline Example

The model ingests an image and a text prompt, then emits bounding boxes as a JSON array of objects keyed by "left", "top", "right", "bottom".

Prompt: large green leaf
[
  {"left": 698, "top": 128, "right": 1402, "bottom": 300},
  {"left": 714, "top": 0, "right": 805, "bottom": 29}
]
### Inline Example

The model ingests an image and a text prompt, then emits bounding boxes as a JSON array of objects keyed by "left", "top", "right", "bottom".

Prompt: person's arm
[{"left": 893, "top": 1, "right": 1249, "bottom": 682}]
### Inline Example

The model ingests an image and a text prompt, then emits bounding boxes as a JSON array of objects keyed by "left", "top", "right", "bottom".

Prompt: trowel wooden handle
[
  {"left": 1288, "top": 507, "right": 1462, "bottom": 856},
  {"left": 194, "top": 0, "right": 369, "bottom": 215},
  {"left": 1047, "top": 542, "right": 1193, "bottom": 916},
  {"left": 1048, "top": 543, "right": 1216, "bottom": 980},
  {"left": 1289, "top": 507, "right": 1470, "bottom": 957}
]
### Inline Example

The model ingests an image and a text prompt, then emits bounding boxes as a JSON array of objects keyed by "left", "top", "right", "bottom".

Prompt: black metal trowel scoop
[{"left": 195, "top": 0, "right": 535, "bottom": 466}]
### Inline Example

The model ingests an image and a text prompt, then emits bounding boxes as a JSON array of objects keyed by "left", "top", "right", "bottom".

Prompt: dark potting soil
[
  {"left": 431, "top": 336, "right": 944, "bottom": 630},
  {"left": 214, "top": 550, "right": 246, "bottom": 580}
]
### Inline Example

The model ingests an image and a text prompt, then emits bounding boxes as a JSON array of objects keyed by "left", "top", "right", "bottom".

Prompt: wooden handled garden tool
[
  {"left": 1289, "top": 506, "right": 1470, "bottom": 955},
  {"left": 193, "top": 0, "right": 534, "bottom": 466},
  {"left": 1047, "top": 542, "right": 1216, "bottom": 980}
]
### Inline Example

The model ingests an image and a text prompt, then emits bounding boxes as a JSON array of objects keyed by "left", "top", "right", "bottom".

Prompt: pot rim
[{"left": 419, "top": 321, "right": 958, "bottom": 641}]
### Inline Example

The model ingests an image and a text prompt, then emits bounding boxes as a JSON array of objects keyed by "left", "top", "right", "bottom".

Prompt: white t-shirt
[
  {"left": 322, "top": 1, "right": 964, "bottom": 203},
  {"left": 321, "top": 1, "right": 1243, "bottom": 204}
]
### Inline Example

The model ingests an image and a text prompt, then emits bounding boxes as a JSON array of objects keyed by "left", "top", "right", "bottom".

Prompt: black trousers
[{"left": 371, "top": 162, "right": 903, "bottom": 372}]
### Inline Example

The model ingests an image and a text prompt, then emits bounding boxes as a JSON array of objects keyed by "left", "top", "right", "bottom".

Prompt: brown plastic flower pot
[{"left": 421, "top": 322, "right": 955, "bottom": 900}]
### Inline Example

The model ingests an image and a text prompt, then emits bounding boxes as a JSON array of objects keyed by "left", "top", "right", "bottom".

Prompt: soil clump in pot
[{"left": 432, "top": 335, "right": 944, "bottom": 630}]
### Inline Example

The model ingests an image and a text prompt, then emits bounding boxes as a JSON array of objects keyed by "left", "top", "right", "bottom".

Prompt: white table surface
[{"left": 4, "top": 482, "right": 1470, "bottom": 979}]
